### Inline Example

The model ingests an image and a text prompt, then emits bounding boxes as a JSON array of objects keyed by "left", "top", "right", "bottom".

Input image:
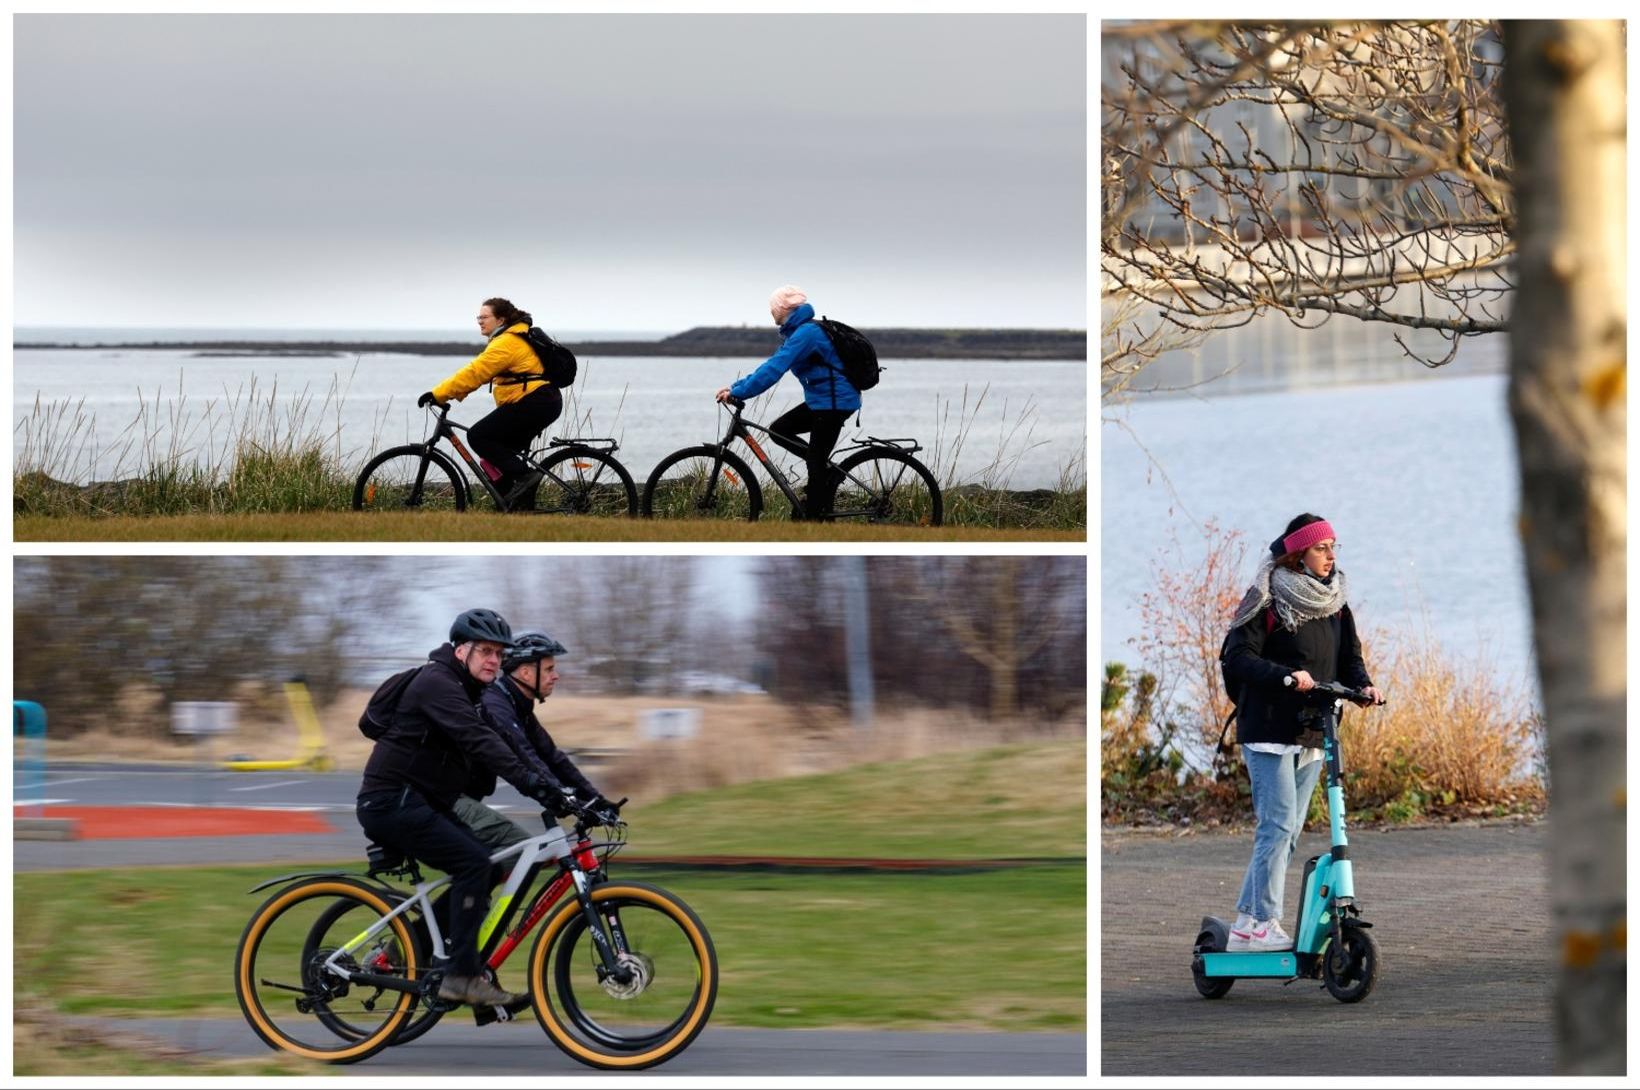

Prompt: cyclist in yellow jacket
[{"left": 419, "top": 297, "right": 561, "bottom": 510}]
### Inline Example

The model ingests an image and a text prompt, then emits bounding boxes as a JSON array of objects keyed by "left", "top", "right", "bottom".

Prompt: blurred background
[{"left": 12, "top": 555, "right": 1085, "bottom": 796}]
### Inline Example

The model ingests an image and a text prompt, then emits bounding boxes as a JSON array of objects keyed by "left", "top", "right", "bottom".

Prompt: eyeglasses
[{"left": 1309, "top": 543, "right": 1340, "bottom": 555}]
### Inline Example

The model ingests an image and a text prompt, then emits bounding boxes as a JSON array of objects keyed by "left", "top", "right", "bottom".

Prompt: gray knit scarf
[{"left": 1229, "top": 556, "right": 1348, "bottom": 633}]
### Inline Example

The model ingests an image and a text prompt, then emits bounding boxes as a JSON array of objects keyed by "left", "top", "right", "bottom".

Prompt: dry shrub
[
  {"left": 608, "top": 703, "right": 1085, "bottom": 804},
  {"left": 1344, "top": 627, "right": 1545, "bottom": 814}
]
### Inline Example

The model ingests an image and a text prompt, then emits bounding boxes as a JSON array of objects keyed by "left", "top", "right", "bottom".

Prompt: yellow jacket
[{"left": 431, "top": 322, "right": 549, "bottom": 406}]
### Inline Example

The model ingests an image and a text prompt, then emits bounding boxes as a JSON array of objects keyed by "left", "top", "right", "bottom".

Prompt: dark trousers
[
  {"left": 357, "top": 787, "right": 499, "bottom": 977},
  {"left": 468, "top": 386, "right": 563, "bottom": 487},
  {"left": 767, "top": 404, "right": 852, "bottom": 515}
]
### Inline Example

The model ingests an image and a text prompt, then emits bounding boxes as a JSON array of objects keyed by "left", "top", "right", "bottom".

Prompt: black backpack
[
  {"left": 358, "top": 665, "right": 426, "bottom": 740},
  {"left": 814, "top": 316, "right": 881, "bottom": 392},
  {"left": 1214, "top": 607, "right": 1276, "bottom": 752},
  {"left": 508, "top": 327, "right": 578, "bottom": 388}
]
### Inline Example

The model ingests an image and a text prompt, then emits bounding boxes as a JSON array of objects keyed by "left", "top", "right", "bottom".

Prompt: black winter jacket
[
  {"left": 358, "top": 644, "right": 545, "bottom": 808},
  {"left": 464, "top": 676, "right": 600, "bottom": 802},
  {"left": 1223, "top": 603, "right": 1372, "bottom": 746}
]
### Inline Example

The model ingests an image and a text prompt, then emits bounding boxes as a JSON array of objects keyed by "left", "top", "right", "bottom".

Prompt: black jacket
[
  {"left": 464, "top": 675, "right": 600, "bottom": 802},
  {"left": 358, "top": 644, "right": 544, "bottom": 808},
  {"left": 1223, "top": 603, "right": 1372, "bottom": 746}
]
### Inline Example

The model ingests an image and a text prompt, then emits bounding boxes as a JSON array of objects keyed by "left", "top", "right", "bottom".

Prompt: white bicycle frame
[{"left": 323, "top": 823, "right": 579, "bottom": 982}]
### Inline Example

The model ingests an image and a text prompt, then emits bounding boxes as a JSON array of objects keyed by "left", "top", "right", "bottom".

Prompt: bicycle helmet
[
  {"left": 449, "top": 608, "right": 514, "bottom": 647},
  {"left": 503, "top": 631, "right": 567, "bottom": 671}
]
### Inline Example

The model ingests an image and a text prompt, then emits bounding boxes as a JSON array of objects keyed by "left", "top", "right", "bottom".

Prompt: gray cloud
[{"left": 16, "top": 14, "right": 1086, "bottom": 329}]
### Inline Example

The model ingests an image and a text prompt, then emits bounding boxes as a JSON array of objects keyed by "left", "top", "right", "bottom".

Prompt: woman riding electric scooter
[{"left": 1221, "top": 513, "right": 1385, "bottom": 951}]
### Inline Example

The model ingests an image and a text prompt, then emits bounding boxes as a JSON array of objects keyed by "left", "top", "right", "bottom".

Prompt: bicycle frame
[
  {"left": 712, "top": 401, "right": 925, "bottom": 518},
  {"left": 316, "top": 819, "right": 616, "bottom": 996},
  {"left": 420, "top": 406, "right": 623, "bottom": 512}
]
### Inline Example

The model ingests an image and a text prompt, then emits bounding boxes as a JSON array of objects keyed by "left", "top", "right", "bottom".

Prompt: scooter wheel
[
  {"left": 1191, "top": 946, "right": 1233, "bottom": 999},
  {"left": 1323, "top": 922, "right": 1379, "bottom": 1002}
]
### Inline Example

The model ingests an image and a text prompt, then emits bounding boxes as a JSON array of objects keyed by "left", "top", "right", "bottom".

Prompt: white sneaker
[
  {"left": 1226, "top": 913, "right": 1258, "bottom": 950},
  {"left": 1246, "top": 918, "right": 1294, "bottom": 951}
]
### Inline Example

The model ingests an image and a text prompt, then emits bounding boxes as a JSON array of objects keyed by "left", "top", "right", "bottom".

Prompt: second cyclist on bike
[
  {"left": 715, "top": 285, "right": 859, "bottom": 519},
  {"left": 419, "top": 297, "right": 562, "bottom": 512}
]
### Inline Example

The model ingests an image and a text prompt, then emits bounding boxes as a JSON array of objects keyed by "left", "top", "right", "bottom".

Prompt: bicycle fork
[{"left": 570, "top": 870, "right": 636, "bottom": 987}]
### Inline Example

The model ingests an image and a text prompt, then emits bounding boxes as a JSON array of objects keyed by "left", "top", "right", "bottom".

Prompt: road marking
[
  {"left": 227, "top": 780, "right": 308, "bottom": 793},
  {"left": 13, "top": 799, "right": 74, "bottom": 807},
  {"left": 38, "top": 777, "right": 104, "bottom": 788}
]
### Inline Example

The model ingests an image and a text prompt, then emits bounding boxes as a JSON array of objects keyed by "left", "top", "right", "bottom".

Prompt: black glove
[
  {"left": 530, "top": 782, "right": 577, "bottom": 818},
  {"left": 588, "top": 795, "right": 624, "bottom": 826},
  {"left": 417, "top": 391, "right": 438, "bottom": 408}
]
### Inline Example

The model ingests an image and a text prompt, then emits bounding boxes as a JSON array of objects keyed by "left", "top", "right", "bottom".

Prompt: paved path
[
  {"left": 68, "top": 1018, "right": 1086, "bottom": 1076},
  {"left": 1101, "top": 820, "right": 1552, "bottom": 1076}
]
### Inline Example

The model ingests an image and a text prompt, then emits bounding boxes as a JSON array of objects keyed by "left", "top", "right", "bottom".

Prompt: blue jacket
[{"left": 728, "top": 303, "right": 861, "bottom": 412}]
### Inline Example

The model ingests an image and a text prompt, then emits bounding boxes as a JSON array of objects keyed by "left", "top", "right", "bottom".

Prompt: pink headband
[{"left": 1283, "top": 520, "right": 1337, "bottom": 555}]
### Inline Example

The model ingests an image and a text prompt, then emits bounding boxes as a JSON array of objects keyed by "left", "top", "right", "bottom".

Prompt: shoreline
[{"left": 14, "top": 324, "right": 1088, "bottom": 361}]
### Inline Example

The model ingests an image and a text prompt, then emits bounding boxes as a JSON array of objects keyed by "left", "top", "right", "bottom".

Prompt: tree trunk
[{"left": 1502, "top": 20, "right": 1626, "bottom": 1075}]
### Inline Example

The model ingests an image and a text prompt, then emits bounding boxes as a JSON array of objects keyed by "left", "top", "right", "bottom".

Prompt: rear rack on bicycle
[
  {"left": 547, "top": 436, "right": 620, "bottom": 451},
  {"left": 844, "top": 436, "right": 923, "bottom": 454}
]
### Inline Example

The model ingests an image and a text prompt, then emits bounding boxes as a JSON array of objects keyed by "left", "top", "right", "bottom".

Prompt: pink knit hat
[
  {"left": 769, "top": 285, "right": 808, "bottom": 316},
  {"left": 1282, "top": 519, "right": 1337, "bottom": 555}
]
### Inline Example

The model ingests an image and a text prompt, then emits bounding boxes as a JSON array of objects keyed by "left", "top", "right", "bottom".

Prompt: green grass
[
  {"left": 13, "top": 742, "right": 1087, "bottom": 1045},
  {"left": 14, "top": 864, "right": 1084, "bottom": 1033},
  {"left": 14, "top": 510, "right": 1084, "bottom": 542}
]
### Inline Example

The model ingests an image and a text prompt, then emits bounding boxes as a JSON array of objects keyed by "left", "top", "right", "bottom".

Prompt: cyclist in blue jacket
[{"left": 716, "top": 285, "right": 860, "bottom": 519}]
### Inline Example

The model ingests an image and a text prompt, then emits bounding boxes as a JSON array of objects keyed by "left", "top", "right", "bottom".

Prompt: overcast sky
[{"left": 15, "top": 14, "right": 1086, "bottom": 332}]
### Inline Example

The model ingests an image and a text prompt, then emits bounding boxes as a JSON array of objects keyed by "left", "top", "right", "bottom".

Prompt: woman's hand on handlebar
[
  {"left": 1288, "top": 670, "right": 1316, "bottom": 692},
  {"left": 1362, "top": 686, "right": 1385, "bottom": 706},
  {"left": 715, "top": 388, "right": 734, "bottom": 404}
]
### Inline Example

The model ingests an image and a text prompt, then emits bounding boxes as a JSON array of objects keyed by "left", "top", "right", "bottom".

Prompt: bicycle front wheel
[
  {"left": 641, "top": 446, "right": 763, "bottom": 521},
  {"left": 235, "top": 878, "right": 420, "bottom": 1064},
  {"left": 536, "top": 447, "right": 638, "bottom": 518},
  {"left": 833, "top": 448, "right": 943, "bottom": 526},
  {"left": 353, "top": 446, "right": 467, "bottom": 512},
  {"left": 529, "top": 882, "right": 718, "bottom": 1070}
]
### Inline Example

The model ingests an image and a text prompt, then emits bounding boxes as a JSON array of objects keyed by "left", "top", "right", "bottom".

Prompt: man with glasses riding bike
[
  {"left": 715, "top": 284, "right": 860, "bottom": 519},
  {"left": 355, "top": 608, "right": 571, "bottom": 1008}
]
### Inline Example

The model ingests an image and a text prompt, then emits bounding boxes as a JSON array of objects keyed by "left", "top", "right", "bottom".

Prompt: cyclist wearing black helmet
[
  {"left": 355, "top": 608, "right": 570, "bottom": 1009},
  {"left": 464, "top": 632, "right": 618, "bottom": 838}
]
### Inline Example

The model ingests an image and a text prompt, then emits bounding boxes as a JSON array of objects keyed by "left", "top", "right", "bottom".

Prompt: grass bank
[
  {"left": 14, "top": 379, "right": 1086, "bottom": 535},
  {"left": 13, "top": 510, "right": 1084, "bottom": 542}
]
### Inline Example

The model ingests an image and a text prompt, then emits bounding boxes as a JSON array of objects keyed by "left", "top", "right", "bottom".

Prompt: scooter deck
[{"left": 1199, "top": 951, "right": 1300, "bottom": 977}]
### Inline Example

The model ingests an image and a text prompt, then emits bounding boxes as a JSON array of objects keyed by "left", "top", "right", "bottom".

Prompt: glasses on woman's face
[{"left": 1309, "top": 542, "right": 1339, "bottom": 556}]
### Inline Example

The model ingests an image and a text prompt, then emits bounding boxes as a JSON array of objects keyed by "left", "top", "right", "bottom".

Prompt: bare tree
[
  {"left": 1501, "top": 20, "right": 1625, "bottom": 1075},
  {"left": 549, "top": 558, "right": 699, "bottom": 694},
  {"left": 12, "top": 557, "right": 398, "bottom": 732},
  {"left": 1103, "top": 21, "right": 1513, "bottom": 372}
]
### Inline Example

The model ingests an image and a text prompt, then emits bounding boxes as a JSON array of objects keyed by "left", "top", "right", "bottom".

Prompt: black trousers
[
  {"left": 767, "top": 404, "right": 852, "bottom": 515},
  {"left": 468, "top": 386, "right": 563, "bottom": 485},
  {"left": 357, "top": 787, "right": 499, "bottom": 977}
]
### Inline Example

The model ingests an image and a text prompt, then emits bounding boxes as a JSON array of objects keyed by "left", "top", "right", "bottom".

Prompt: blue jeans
[{"left": 1236, "top": 749, "right": 1324, "bottom": 924}]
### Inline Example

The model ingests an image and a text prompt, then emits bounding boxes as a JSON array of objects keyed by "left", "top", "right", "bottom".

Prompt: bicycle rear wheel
[
  {"left": 641, "top": 446, "right": 763, "bottom": 521},
  {"left": 529, "top": 881, "right": 717, "bottom": 1070},
  {"left": 833, "top": 447, "right": 943, "bottom": 526},
  {"left": 301, "top": 890, "right": 446, "bottom": 1047},
  {"left": 535, "top": 446, "right": 638, "bottom": 517},
  {"left": 235, "top": 878, "right": 420, "bottom": 1064},
  {"left": 353, "top": 446, "right": 467, "bottom": 512}
]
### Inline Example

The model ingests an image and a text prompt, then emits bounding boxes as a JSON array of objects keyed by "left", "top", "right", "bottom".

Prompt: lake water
[
  {"left": 13, "top": 349, "right": 1087, "bottom": 490},
  {"left": 1101, "top": 372, "right": 1538, "bottom": 698}
]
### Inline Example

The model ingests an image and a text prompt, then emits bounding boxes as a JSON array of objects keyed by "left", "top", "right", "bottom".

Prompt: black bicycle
[
  {"left": 641, "top": 397, "right": 943, "bottom": 525},
  {"left": 353, "top": 404, "right": 637, "bottom": 517}
]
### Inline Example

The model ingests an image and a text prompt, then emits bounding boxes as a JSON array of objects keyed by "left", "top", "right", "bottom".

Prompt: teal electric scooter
[{"left": 1192, "top": 677, "right": 1381, "bottom": 1003}]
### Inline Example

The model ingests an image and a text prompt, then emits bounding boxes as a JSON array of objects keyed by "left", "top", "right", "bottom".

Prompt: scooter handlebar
[{"left": 1282, "top": 676, "right": 1382, "bottom": 706}]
